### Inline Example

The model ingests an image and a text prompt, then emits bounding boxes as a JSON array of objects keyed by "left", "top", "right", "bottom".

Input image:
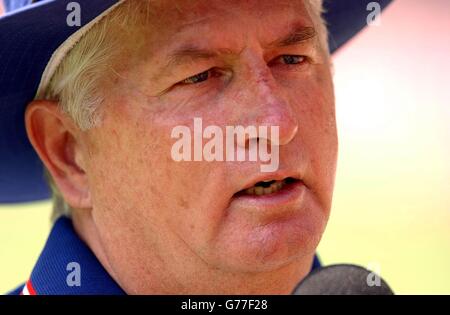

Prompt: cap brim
[{"left": 0, "top": 0, "right": 392, "bottom": 203}]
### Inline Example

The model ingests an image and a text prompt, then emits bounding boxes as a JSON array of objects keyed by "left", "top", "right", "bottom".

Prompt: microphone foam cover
[{"left": 292, "top": 264, "right": 394, "bottom": 295}]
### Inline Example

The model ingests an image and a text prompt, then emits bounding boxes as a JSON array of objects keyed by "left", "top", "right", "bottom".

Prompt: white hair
[
  {"left": 42, "top": 0, "right": 328, "bottom": 221},
  {"left": 306, "top": 0, "right": 329, "bottom": 53}
]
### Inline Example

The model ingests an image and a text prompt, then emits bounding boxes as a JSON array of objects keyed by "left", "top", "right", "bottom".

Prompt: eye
[
  {"left": 281, "top": 55, "right": 305, "bottom": 64},
  {"left": 270, "top": 54, "right": 307, "bottom": 66},
  {"left": 181, "top": 70, "right": 211, "bottom": 85}
]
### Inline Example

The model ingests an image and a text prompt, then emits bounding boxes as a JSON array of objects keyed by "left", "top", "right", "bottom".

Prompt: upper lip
[{"left": 237, "top": 170, "right": 302, "bottom": 193}]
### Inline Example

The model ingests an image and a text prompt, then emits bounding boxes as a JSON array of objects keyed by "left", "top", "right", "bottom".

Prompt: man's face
[{"left": 79, "top": 0, "right": 337, "bottom": 290}]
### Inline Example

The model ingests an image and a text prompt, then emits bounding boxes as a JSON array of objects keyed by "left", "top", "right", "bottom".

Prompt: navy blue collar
[
  {"left": 18, "top": 216, "right": 321, "bottom": 295},
  {"left": 24, "top": 217, "right": 125, "bottom": 295}
]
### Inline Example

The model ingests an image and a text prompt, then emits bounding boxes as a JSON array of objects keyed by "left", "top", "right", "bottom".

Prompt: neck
[{"left": 71, "top": 209, "right": 314, "bottom": 294}]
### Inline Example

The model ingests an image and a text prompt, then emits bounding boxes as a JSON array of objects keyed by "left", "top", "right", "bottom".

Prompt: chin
[{"left": 212, "top": 210, "right": 326, "bottom": 273}]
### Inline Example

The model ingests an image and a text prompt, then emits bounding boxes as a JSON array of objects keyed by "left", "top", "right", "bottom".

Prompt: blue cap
[{"left": 0, "top": 0, "right": 392, "bottom": 203}]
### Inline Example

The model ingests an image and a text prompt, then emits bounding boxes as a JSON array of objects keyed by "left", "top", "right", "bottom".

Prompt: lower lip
[{"left": 230, "top": 181, "right": 306, "bottom": 213}]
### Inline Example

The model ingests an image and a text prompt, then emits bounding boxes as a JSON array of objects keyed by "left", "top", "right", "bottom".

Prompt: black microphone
[{"left": 292, "top": 264, "right": 394, "bottom": 295}]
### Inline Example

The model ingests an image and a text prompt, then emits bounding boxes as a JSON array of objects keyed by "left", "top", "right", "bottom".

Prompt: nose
[{"left": 233, "top": 57, "right": 299, "bottom": 147}]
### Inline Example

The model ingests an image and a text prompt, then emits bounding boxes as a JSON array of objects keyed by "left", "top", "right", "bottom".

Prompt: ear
[{"left": 25, "top": 100, "right": 92, "bottom": 209}]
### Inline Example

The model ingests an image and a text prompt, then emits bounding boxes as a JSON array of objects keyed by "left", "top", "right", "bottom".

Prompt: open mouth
[{"left": 234, "top": 177, "right": 301, "bottom": 197}]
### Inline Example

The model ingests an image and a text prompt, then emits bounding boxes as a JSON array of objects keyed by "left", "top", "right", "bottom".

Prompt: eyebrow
[
  {"left": 267, "top": 26, "right": 317, "bottom": 48},
  {"left": 156, "top": 25, "right": 317, "bottom": 77},
  {"left": 154, "top": 47, "right": 229, "bottom": 80},
  {"left": 167, "top": 47, "right": 227, "bottom": 67}
]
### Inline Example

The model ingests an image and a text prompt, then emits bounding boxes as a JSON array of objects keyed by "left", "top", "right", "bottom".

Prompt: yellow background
[{"left": 1, "top": 0, "right": 449, "bottom": 294}]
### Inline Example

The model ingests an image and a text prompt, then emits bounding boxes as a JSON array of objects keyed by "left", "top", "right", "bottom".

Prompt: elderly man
[{"left": 0, "top": 0, "right": 391, "bottom": 295}]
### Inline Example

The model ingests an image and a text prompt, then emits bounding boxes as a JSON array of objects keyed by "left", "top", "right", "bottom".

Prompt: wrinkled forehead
[
  {"left": 147, "top": 0, "right": 314, "bottom": 23},
  {"left": 125, "top": 0, "right": 319, "bottom": 58},
  {"left": 133, "top": 0, "right": 315, "bottom": 38}
]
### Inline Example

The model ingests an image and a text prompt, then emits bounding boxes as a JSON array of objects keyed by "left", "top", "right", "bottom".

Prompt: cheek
[
  {"left": 290, "top": 67, "right": 337, "bottom": 206},
  {"left": 82, "top": 100, "right": 175, "bottom": 223},
  {"left": 85, "top": 102, "right": 231, "bottom": 247},
  {"left": 85, "top": 131, "right": 167, "bottom": 223}
]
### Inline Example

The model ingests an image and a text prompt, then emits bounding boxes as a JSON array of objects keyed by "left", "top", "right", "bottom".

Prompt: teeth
[{"left": 245, "top": 180, "right": 285, "bottom": 196}]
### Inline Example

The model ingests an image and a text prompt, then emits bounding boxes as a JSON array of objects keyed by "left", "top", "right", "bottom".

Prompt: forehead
[
  {"left": 151, "top": 0, "right": 312, "bottom": 22},
  {"left": 132, "top": 0, "right": 314, "bottom": 48}
]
